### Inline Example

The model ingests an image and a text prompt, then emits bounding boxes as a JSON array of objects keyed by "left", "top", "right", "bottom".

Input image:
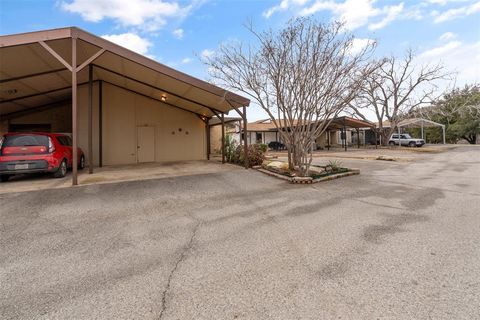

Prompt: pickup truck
[{"left": 388, "top": 133, "right": 425, "bottom": 147}]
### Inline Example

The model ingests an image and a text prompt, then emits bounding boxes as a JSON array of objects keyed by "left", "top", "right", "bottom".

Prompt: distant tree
[
  {"left": 203, "top": 17, "right": 375, "bottom": 176},
  {"left": 350, "top": 50, "right": 450, "bottom": 145},
  {"left": 420, "top": 85, "right": 480, "bottom": 144}
]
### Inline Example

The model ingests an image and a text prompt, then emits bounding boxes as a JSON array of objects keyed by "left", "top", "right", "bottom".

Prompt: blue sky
[{"left": 1, "top": 0, "right": 479, "bottom": 120}]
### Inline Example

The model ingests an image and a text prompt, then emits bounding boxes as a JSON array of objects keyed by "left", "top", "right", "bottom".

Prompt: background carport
[
  {"left": 0, "top": 27, "right": 250, "bottom": 185},
  {"left": 397, "top": 118, "right": 446, "bottom": 144},
  {"left": 324, "top": 116, "right": 376, "bottom": 151}
]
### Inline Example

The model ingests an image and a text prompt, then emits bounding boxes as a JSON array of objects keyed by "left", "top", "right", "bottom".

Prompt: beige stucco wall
[
  {"left": 0, "top": 120, "right": 9, "bottom": 137},
  {"left": 264, "top": 131, "right": 277, "bottom": 144},
  {"left": 102, "top": 83, "right": 206, "bottom": 165},
  {"left": 77, "top": 83, "right": 100, "bottom": 166},
  {"left": 8, "top": 104, "right": 72, "bottom": 133},
  {"left": 2, "top": 83, "right": 101, "bottom": 166},
  {"left": 210, "top": 125, "right": 222, "bottom": 154},
  {"left": 2, "top": 82, "right": 205, "bottom": 166},
  {"left": 315, "top": 131, "right": 341, "bottom": 148},
  {"left": 210, "top": 123, "right": 238, "bottom": 154}
]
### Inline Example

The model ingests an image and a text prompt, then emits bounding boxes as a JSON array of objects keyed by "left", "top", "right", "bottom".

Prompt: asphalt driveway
[{"left": 1, "top": 146, "right": 479, "bottom": 319}]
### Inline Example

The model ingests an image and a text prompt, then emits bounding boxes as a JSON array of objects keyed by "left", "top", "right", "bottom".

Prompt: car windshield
[
  {"left": 403, "top": 134, "right": 412, "bottom": 139},
  {"left": 3, "top": 135, "right": 49, "bottom": 147}
]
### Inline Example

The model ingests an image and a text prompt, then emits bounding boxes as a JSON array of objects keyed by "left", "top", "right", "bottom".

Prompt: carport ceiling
[
  {"left": 327, "top": 116, "right": 374, "bottom": 129},
  {"left": 0, "top": 27, "right": 250, "bottom": 118}
]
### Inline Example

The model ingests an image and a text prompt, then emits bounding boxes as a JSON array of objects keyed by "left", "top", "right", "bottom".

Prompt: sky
[{"left": 0, "top": 0, "right": 479, "bottom": 121}]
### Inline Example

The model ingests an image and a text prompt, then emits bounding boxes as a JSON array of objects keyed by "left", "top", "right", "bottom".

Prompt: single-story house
[
  {"left": 245, "top": 117, "right": 374, "bottom": 150},
  {"left": 0, "top": 27, "right": 250, "bottom": 185}
]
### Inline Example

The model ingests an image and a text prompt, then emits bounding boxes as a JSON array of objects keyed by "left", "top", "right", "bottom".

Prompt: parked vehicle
[
  {"left": 268, "top": 141, "right": 285, "bottom": 151},
  {"left": 389, "top": 133, "right": 425, "bottom": 147},
  {"left": 0, "top": 132, "right": 85, "bottom": 182}
]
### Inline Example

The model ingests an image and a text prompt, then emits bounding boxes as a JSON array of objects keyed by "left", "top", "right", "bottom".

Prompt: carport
[
  {"left": 397, "top": 118, "right": 446, "bottom": 144},
  {"left": 324, "top": 116, "right": 376, "bottom": 151},
  {"left": 0, "top": 27, "right": 250, "bottom": 185}
]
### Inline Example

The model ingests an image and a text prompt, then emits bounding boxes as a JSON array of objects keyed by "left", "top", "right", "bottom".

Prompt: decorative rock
[{"left": 376, "top": 155, "right": 396, "bottom": 161}]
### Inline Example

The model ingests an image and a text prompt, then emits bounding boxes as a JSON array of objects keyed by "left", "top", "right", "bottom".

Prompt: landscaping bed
[{"left": 255, "top": 160, "right": 360, "bottom": 184}]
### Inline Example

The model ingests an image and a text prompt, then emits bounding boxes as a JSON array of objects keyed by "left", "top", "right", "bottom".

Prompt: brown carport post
[
  {"left": 243, "top": 105, "right": 248, "bottom": 169},
  {"left": 71, "top": 37, "right": 78, "bottom": 185},
  {"left": 38, "top": 36, "right": 105, "bottom": 185},
  {"left": 231, "top": 104, "right": 248, "bottom": 169},
  {"left": 356, "top": 128, "right": 360, "bottom": 149},
  {"left": 88, "top": 64, "right": 93, "bottom": 174},
  {"left": 206, "top": 118, "right": 210, "bottom": 160},
  {"left": 38, "top": 38, "right": 78, "bottom": 185},
  {"left": 221, "top": 114, "right": 225, "bottom": 164}
]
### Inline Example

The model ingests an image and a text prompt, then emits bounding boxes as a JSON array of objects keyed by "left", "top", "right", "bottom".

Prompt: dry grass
[{"left": 80, "top": 176, "right": 108, "bottom": 184}]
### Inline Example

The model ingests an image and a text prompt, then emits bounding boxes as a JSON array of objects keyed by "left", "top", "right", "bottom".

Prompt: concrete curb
[
  {"left": 255, "top": 167, "right": 360, "bottom": 184},
  {"left": 257, "top": 168, "right": 294, "bottom": 182},
  {"left": 312, "top": 169, "right": 360, "bottom": 183}
]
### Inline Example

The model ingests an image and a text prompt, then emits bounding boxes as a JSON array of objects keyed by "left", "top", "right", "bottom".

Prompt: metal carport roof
[{"left": 0, "top": 27, "right": 250, "bottom": 118}]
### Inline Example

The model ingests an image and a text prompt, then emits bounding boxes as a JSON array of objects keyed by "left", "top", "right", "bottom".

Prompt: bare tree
[
  {"left": 350, "top": 50, "right": 450, "bottom": 145},
  {"left": 203, "top": 17, "right": 375, "bottom": 176}
]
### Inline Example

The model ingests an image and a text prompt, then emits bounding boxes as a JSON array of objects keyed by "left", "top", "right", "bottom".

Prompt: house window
[{"left": 256, "top": 132, "right": 262, "bottom": 143}]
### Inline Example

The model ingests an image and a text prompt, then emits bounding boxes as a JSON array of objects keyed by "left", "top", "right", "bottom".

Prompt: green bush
[
  {"left": 325, "top": 159, "right": 342, "bottom": 172},
  {"left": 258, "top": 143, "right": 268, "bottom": 153},
  {"left": 232, "top": 144, "right": 266, "bottom": 167},
  {"left": 224, "top": 134, "right": 237, "bottom": 162}
]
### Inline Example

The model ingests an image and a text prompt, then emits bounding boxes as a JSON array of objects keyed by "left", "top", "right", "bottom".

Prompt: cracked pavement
[{"left": 1, "top": 146, "right": 479, "bottom": 319}]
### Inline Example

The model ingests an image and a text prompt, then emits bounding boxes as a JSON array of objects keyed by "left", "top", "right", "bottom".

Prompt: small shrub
[
  {"left": 258, "top": 143, "right": 268, "bottom": 153},
  {"left": 325, "top": 159, "right": 342, "bottom": 172},
  {"left": 224, "top": 134, "right": 237, "bottom": 162},
  {"left": 232, "top": 144, "right": 266, "bottom": 167}
]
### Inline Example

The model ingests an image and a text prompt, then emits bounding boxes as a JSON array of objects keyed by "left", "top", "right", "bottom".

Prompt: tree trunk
[
  {"left": 463, "top": 134, "right": 477, "bottom": 144},
  {"left": 287, "top": 147, "right": 294, "bottom": 170}
]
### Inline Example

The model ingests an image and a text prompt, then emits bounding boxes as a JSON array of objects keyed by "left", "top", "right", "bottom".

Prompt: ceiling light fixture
[{"left": 161, "top": 94, "right": 167, "bottom": 102}]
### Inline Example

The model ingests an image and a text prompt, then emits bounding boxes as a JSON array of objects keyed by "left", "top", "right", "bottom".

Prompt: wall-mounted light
[
  {"left": 161, "top": 94, "right": 167, "bottom": 102},
  {"left": 3, "top": 89, "right": 18, "bottom": 95}
]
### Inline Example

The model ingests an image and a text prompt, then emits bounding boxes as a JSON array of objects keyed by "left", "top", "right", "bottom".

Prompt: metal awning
[
  {"left": 0, "top": 27, "right": 250, "bottom": 118},
  {"left": 397, "top": 118, "right": 446, "bottom": 144},
  {"left": 326, "top": 116, "right": 375, "bottom": 130}
]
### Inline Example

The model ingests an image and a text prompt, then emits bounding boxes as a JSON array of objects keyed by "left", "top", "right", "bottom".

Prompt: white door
[{"left": 137, "top": 126, "right": 155, "bottom": 163}]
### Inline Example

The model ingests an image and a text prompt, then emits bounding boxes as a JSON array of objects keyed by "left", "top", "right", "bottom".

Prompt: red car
[{"left": 0, "top": 132, "right": 85, "bottom": 182}]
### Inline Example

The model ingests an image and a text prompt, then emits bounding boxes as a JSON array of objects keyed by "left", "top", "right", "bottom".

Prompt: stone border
[
  {"left": 254, "top": 167, "right": 360, "bottom": 184},
  {"left": 311, "top": 169, "right": 360, "bottom": 183}
]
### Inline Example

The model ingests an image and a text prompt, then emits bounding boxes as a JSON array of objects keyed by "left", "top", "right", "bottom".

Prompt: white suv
[{"left": 389, "top": 133, "right": 425, "bottom": 147}]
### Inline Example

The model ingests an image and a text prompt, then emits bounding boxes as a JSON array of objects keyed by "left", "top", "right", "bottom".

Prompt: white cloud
[
  {"left": 264, "top": 0, "right": 477, "bottom": 30},
  {"left": 426, "top": 0, "right": 471, "bottom": 6},
  {"left": 349, "top": 38, "right": 375, "bottom": 55},
  {"left": 201, "top": 49, "right": 214, "bottom": 59},
  {"left": 439, "top": 31, "right": 456, "bottom": 41},
  {"left": 263, "top": 0, "right": 309, "bottom": 18},
  {"left": 277, "top": 0, "right": 405, "bottom": 30},
  {"left": 181, "top": 57, "right": 192, "bottom": 64},
  {"left": 172, "top": 28, "right": 184, "bottom": 39},
  {"left": 419, "top": 40, "right": 462, "bottom": 58},
  {"left": 61, "top": 0, "right": 197, "bottom": 31},
  {"left": 368, "top": 3, "right": 404, "bottom": 30},
  {"left": 433, "top": 1, "right": 480, "bottom": 23},
  {"left": 300, "top": 0, "right": 380, "bottom": 30},
  {"left": 417, "top": 40, "right": 480, "bottom": 86},
  {"left": 102, "top": 32, "right": 152, "bottom": 55}
]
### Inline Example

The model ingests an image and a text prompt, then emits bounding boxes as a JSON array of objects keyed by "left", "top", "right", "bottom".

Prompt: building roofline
[{"left": 0, "top": 26, "right": 250, "bottom": 108}]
